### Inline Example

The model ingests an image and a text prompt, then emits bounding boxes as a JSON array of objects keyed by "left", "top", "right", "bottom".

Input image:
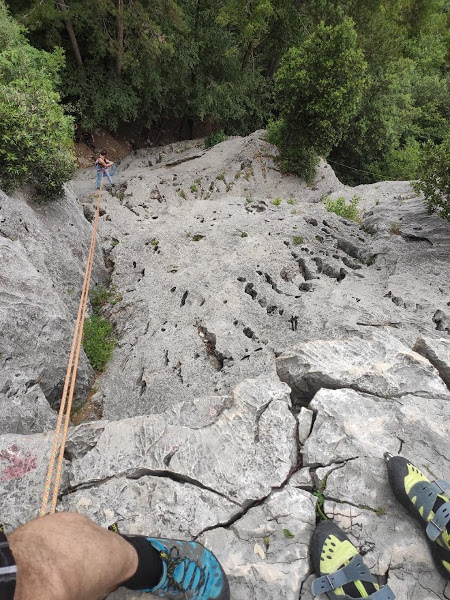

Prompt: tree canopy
[{"left": 0, "top": 1, "right": 74, "bottom": 200}]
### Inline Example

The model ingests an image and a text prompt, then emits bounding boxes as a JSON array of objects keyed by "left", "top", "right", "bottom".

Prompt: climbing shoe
[
  {"left": 130, "top": 537, "right": 230, "bottom": 600},
  {"left": 310, "top": 521, "right": 395, "bottom": 599},
  {"left": 385, "top": 453, "right": 450, "bottom": 579}
]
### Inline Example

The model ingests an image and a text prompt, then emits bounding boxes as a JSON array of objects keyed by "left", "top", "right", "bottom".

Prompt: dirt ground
[
  {"left": 74, "top": 119, "right": 216, "bottom": 169},
  {"left": 74, "top": 129, "right": 133, "bottom": 169}
]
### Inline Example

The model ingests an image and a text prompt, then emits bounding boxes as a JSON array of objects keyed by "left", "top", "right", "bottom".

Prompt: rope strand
[{"left": 40, "top": 179, "right": 103, "bottom": 516}]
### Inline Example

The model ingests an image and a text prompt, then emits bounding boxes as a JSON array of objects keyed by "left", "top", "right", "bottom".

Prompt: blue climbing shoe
[
  {"left": 310, "top": 520, "right": 395, "bottom": 599},
  {"left": 385, "top": 453, "right": 450, "bottom": 580},
  {"left": 143, "top": 537, "right": 230, "bottom": 600}
]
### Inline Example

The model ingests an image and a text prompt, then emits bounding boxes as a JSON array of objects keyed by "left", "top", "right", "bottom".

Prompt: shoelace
[{"left": 162, "top": 548, "right": 207, "bottom": 594}]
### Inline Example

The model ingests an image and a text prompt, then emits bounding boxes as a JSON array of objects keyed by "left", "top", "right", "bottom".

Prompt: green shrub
[
  {"left": 413, "top": 139, "right": 450, "bottom": 221},
  {"left": 190, "top": 184, "right": 198, "bottom": 193},
  {"left": 324, "top": 195, "right": 361, "bottom": 222},
  {"left": 272, "top": 197, "right": 282, "bottom": 206},
  {"left": 240, "top": 231, "right": 248, "bottom": 237},
  {"left": 82, "top": 314, "right": 115, "bottom": 372},
  {"left": 205, "top": 130, "right": 228, "bottom": 148},
  {"left": 90, "top": 285, "right": 122, "bottom": 311},
  {"left": 293, "top": 236, "right": 304, "bottom": 245},
  {"left": 0, "top": 4, "right": 75, "bottom": 200}
]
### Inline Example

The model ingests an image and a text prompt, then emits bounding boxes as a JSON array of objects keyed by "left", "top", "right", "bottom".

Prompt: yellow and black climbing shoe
[
  {"left": 310, "top": 521, "right": 395, "bottom": 599},
  {"left": 385, "top": 453, "right": 450, "bottom": 580}
]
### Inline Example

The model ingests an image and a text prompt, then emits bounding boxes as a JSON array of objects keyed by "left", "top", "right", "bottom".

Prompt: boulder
[
  {"left": 0, "top": 384, "right": 57, "bottom": 435},
  {"left": 413, "top": 336, "right": 450, "bottom": 389},
  {"left": 276, "top": 332, "right": 450, "bottom": 406}
]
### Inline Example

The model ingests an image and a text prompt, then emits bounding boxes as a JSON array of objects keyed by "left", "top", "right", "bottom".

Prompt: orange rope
[{"left": 40, "top": 179, "right": 104, "bottom": 516}]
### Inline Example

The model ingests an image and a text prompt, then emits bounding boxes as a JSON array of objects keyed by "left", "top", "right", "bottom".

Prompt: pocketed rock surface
[{"left": 1, "top": 131, "right": 450, "bottom": 599}]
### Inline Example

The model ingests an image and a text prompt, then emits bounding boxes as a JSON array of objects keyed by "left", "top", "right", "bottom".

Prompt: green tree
[
  {"left": 267, "top": 18, "right": 367, "bottom": 181},
  {"left": 413, "top": 139, "right": 450, "bottom": 221},
  {"left": 0, "top": 1, "right": 75, "bottom": 200}
]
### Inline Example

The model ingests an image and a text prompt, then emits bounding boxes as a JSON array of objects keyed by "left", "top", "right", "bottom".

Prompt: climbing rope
[{"left": 40, "top": 179, "right": 104, "bottom": 516}]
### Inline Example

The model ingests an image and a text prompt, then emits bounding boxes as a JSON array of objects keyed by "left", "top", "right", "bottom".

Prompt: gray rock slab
[
  {"left": 288, "top": 467, "right": 313, "bottom": 490},
  {"left": 62, "top": 474, "right": 239, "bottom": 538},
  {"left": 298, "top": 407, "right": 314, "bottom": 444},
  {"left": 70, "top": 377, "right": 297, "bottom": 506},
  {"left": 303, "top": 388, "right": 449, "bottom": 475},
  {"left": 70, "top": 132, "right": 450, "bottom": 422},
  {"left": 414, "top": 336, "right": 450, "bottom": 389},
  {"left": 198, "top": 487, "right": 316, "bottom": 600},
  {"left": 0, "top": 188, "right": 107, "bottom": 408},
  {"left": 0, "top": 431, "right": 65, "bottom": 529},
  {"left": 0, "top": 384, "right": 57, "bottom": 435},
  {"left": 276, "top": 331, "right": 450, "bottom": 405}
]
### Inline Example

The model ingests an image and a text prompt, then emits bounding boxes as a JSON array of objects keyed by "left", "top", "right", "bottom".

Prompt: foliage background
[{"left": 1, "top": 0, "right": 450, "bottom": 206}]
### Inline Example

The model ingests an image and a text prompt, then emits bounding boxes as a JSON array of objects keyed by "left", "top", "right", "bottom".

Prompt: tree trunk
[
  {"left": 58, "top": 0, "right": 83, "bottom": 66},
  {"left": 117, "top": 0, "right": 124, "bottom": 75}
]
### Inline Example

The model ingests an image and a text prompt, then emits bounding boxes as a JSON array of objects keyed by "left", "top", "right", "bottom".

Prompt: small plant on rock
[
  {"left": 90, "top": 285, "right": 122, "bottom": 311},
  {"left": 190, "top": 184, "right": 198, "bottom": 193},
  {"left": 83, "top": 314, "right": 115, "bottom": 372},
  {"left": 293, "top": 236, "right": 304, "bottom": 245},
  {"left": 272, "top": 197, "right": 282, "bottom": 206},
  {"left": 324, "top": 195, "right": 360, "bottom": 222},
  {"left": 389, "top": 223, "right": 402, "bottom": 235}
]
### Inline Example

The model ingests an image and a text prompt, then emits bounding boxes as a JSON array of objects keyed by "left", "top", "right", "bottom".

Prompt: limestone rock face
[
  {"left": 276, "top": 331, "right": 450, "bottom": 405},
  {"left": 414, "top": 335, "right": 450, "bottom": 388},
  {"left": 0, "top": 188, "right": 107, "bottom": 428},
  {"left": 69, "top": 132, "right": 450, "bottom": 422},
  {"left": 69, "top": 376, "right": 297, "bottom": 506},
  {"left": 2, "top": 132, "right": 450, "bottom": 600},
  {"left": 0, "top": 385, "right": 57, "bottom": 435}
]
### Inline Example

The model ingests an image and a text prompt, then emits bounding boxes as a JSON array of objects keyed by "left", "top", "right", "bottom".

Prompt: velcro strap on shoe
[
  {"left": 408, "top": 479, "right": 450, "bottom": 521},
  {"left": 426, "top": 500, "right": 450, "bottom": 541},
  {"left": 311, "top": 554, "right": 376, "bottom": 595}
]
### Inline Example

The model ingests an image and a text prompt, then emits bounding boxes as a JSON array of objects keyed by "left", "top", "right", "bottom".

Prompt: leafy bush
[
  {"left": 272, "top": 197, "right": 282, "bottom": 206},
  {"left": 267, "top": 19, "right": 367, "bottom": 182},
  {"left": 205, "top": 131, "right": 228, "bottom": 148},
  {"left": 413, "top": 139, "right": 450, "bottom": 221},
  {"left": 82, "top": 314, "right": 115, "bottom": 372},
  {"left": 0, "top": 4, "right": 75, "bottom": 200},
  {"left": 324, "top": 195, "right": 361, "bottom": 222},
  {"left": 90, "top": 285, "right": 122, "bottom": 312},
  {"left": 293, "top": 236, "right": 304, "bottom": 245}
]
